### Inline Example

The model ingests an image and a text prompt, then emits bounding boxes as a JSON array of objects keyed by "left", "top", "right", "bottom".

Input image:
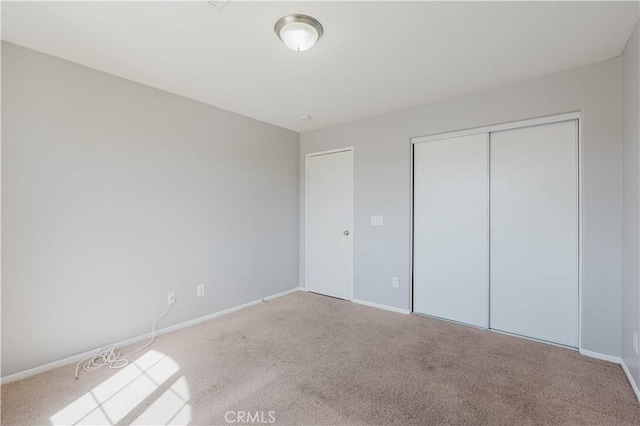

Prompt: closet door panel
[
  {"left": 413, "top": 133, "right": 488, "bottom": 327},
  {"left": 489, "top": 120, "right": 578, "bottom": 347}
]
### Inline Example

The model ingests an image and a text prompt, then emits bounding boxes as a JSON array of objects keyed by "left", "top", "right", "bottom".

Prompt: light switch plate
[{"left": 371, "top": 216, "right": 384, "bottom": 226}]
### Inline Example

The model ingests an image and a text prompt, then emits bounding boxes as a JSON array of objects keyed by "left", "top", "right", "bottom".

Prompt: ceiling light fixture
[
  {"left": 299, "top": 115, "right": 313, "bottom": 121},
  {"left": 274, "top": 14, "right": 323, "bottom": 52}
]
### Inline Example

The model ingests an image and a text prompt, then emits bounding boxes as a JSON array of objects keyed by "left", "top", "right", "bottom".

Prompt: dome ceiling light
[{"left": 274, "top": 14, "right": 323, "bottom": 52}]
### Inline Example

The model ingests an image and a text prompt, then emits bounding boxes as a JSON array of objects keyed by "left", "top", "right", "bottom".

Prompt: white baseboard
[
  {"left": 7, "top": 287, "right": 638, "bottom": 406},
  {"left": 300, "top": 288, "right": 409, "bottom": 315},
  {"left": 578, "top": 348, "right": 622, "bottom": 364},
  {"left": 0, "top": 287, "right": 301, "bottom": 385},
  {"left": 579, "top": 348, "right": 640, "bottom": 403},
  {"left": 352, "top": 298, "right": 410, "bottom": 314},
  {"left": 621, "top": 360, "right": 640, "bottom": 402}
]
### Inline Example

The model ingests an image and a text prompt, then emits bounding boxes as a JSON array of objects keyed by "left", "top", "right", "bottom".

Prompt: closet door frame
[{"left": 410, "top": 111, "right": 582, "bottom": 350}]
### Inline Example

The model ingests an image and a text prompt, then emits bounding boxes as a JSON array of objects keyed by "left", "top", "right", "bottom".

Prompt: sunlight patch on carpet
[{"left": 50, "top": 350, "right": 191, "bottom": 425}]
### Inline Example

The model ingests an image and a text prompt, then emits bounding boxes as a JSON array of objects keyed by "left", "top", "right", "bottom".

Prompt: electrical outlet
[
  {"left": 392, "top": 277, "right": 400, "bottom": 288},
  {"left": 371, "top": 216, "right": 384, "bottom": 226},
  {"left": 168, "top": 292, "right": 176, "bottom": 304},
  {"left": 634, "top": 331, "right": 639, "bottom": 355},
  {"left": 197, "top": 284, "right": 205, "bottom": 298}
]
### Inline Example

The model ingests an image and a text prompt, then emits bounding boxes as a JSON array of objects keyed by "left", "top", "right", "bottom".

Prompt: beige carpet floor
[{"left": 2, "top": 291, "right": 640, "bottom": 425}]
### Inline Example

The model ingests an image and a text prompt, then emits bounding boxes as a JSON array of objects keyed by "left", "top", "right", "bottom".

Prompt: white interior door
[
  {"left": 413, "top": 133, "right": 489, "bottom": 327},
  {"left": 306, "top": 150, "right": 353, "bottom": 300},
  {"left": 490, "top": 120, "right": 578, "bottom": 347}
]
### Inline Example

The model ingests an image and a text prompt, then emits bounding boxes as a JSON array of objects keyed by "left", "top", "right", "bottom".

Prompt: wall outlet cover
[
  {"left": 371, "top": 216, "right": 384, "bottom": 226},
  {"left": 392, "top": 277, "right": 400, "bottom": 288},
  {"left": 197, "top": 284, "right": 206, "bottom": 298}
]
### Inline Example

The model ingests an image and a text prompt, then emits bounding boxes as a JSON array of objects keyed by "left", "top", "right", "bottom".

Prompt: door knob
[{"left": 344, "top": 230, "right": 350, "bottom": 236}]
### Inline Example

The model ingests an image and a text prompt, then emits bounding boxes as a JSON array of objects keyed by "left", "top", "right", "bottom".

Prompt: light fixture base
[{"left": 275, "top": 14, "right": 323, "bottom": 52}]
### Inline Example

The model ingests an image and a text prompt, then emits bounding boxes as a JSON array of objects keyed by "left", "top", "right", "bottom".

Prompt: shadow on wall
[{"left": 50, "top": 350, "right": 191, "bottom": 425}]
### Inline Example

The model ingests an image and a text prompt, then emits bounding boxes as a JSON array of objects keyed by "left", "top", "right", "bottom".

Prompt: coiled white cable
[{"left": 74, "top": 303, "right": 173, "bottom": 380}]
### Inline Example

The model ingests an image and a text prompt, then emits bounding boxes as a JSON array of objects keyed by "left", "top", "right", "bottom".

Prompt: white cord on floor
[{"left": 74, "top": 303, "right": 173, "bottom": 380}]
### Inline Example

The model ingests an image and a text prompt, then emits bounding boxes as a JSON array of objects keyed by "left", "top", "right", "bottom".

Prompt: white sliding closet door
[
  {"left": 414, "top": 134, "right": 489, "bottom": 327},
  {"left": 490, "top": 120, "right": 578, "bottom": 347}
]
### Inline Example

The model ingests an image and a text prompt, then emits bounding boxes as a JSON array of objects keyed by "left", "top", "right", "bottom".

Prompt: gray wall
[
  {"left": 622, "top": 21, "right": 640, "bottom": 386},
  {"left": 301, "top": 57, "right": 623, "bottom": 357},
  {"left": 1, "top": 42, "right": 300, "bottom": 377}
]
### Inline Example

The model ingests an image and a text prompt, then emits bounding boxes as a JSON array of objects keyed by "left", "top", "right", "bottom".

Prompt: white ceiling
[{"left": 2, "top": 1, "right": 638, "bottom": 133}]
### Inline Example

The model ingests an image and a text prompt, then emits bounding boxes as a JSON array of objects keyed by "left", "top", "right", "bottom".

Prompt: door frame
[
  {"left": 304, "top": 147, "right": 355, "bottom": 301},
  {"left": 410, "top": 111, "right": 583, "bottom": 351}
]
